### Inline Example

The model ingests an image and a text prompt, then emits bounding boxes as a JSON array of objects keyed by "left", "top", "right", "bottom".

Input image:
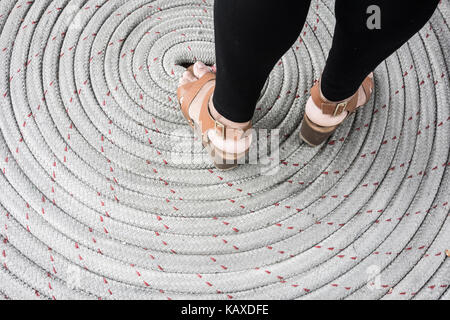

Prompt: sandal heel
[
  {"left": 209, "top": 145, "right": 243, "bottom": 171},
  {"left": 300, "top": 115, "right": 337, "bottom": 147},
  {"left": 300, "top": 74, "right": 375, "bottom": 147},
  {"left": 214, "top": 161, "right": 239, "bottom": 171}
]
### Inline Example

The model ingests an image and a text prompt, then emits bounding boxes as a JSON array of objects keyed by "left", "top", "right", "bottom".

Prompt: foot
[
  {"left": 300, "top": 73, "right": 374, "bottom": 146},
  {"left": 178, "top": 62, "right": 217, "bottom": 124},
  {"left": 179, "top": 62, "right": 250, "bottom": 127},
  {"left": 305, "top": 73, "right": 374, "bottom": 127},
  {"left": 177, "top": 62, "right": 253, "bottom": 168}
]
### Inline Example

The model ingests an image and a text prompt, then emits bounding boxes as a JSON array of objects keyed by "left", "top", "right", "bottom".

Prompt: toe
[
  {"left": 194, "top": 61, "right": 213, "bottom": 78},
  {"left": 179, "top": 77, "right": 190, "bottom": 86},
  {"left": 179, "top": 70, "right": 197, "bottom": 86},
  {"left": 184, "top": 70, "right": 197, "bottom": 82}
]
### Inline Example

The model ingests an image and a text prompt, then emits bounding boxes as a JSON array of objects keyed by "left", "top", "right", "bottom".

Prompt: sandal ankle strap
[
  {"left": 213, "top": 119, "right": 252, "bottom": 141},
  {"left": 198, "top": 87, "right": 252, "bottom": 141},
  {"left": 311, "top": 79, "right": 359, "bottom": 116}
]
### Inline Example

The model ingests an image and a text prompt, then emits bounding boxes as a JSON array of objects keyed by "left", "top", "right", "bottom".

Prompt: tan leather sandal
[
  {"left": 300, "top": 74, "right": 374, "bottom": 146},
  {"left": 177, "top": 66, "right": 253, "bottom": 170}
]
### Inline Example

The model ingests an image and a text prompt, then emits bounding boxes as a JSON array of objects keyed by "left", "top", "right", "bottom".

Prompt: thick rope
[{"left": 0, "top": 0, "right": 449, "bottom": 300}]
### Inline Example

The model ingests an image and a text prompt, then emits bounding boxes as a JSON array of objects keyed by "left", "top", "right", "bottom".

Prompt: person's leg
[
  {"left": 177, "top": 0, "right": 312, "bottom": 168},
  {"left": 301, "top": 0, "right": 439, "bottom": 146},
  {"left": 321, "top": 0, "right": 440, "bottom": 101},
  {"left": 212, "top": 0, "right": 312, "bottom": 123}
]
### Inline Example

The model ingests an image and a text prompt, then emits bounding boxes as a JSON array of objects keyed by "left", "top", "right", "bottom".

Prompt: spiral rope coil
[{"left": 0, "top": 0, "right": 449, "bottom": 300}]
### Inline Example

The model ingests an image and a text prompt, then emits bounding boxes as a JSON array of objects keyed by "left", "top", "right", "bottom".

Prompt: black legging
[{"left": 213, "top": 0, "right": 440, "bottom": 123}]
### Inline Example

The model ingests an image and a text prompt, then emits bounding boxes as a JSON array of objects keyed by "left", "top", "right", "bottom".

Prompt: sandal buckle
[
  {"left": 215, "top": 120, "right": 226, "bottom": 138},
  {"left": 333, "top": 102, "right": 348, "bottom": 116}
]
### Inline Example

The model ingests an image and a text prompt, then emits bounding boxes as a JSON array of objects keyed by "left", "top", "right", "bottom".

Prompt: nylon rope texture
[{"left": 0, "top": 0, "right": 449, "bottom": 300}]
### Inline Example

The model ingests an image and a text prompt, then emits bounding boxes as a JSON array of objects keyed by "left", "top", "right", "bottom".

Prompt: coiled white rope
[{"left": 0, "top": 0, "right": 449, "bottom": 300}]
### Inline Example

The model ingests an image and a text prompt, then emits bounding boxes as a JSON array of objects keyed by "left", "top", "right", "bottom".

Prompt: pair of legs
[
  {"left": 178, "top": 0, "right": 439, "bottom": 168},
  {"left": 207, "top": 0, "right": 440, "bottom": 123}
]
